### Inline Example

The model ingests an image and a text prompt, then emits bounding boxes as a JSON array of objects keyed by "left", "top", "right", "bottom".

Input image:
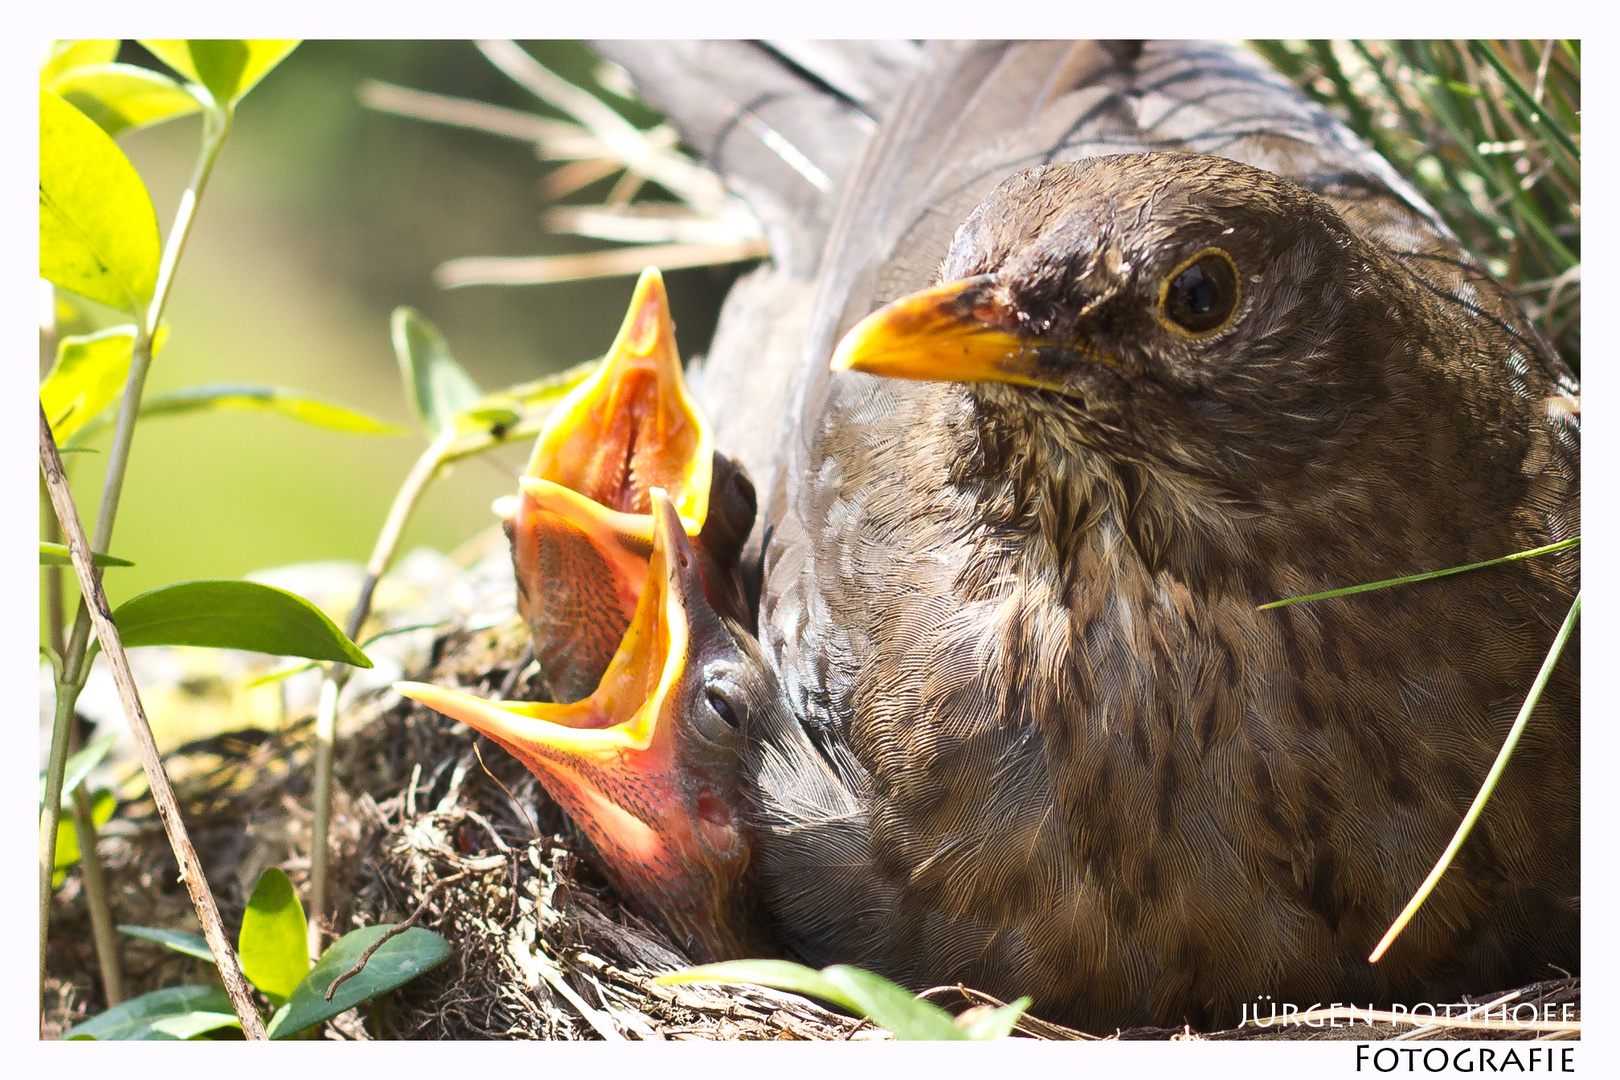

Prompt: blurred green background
[{"left": 46, "top": 40, "right": 744, "bottom": 625}]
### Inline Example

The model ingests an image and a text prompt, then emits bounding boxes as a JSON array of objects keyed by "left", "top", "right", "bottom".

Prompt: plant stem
[
  {"left": 306, "top": 424, "right": 458, "bottom": 960},
  {"left": 41, "top": 407, "right": 265, "bottom": 1039},
  {"left": 42, "top": 450, "right": 66, "bottom": 658},
  {"left": 42, "top": 475, "right": 127, "bottom": 1008},
  {"left": 40, "top": 679, "right": 80, "bottom": 1007},
  {"left": 69, "top": 781, "right": 124, "bottom": 1006},
  {"left": 39, "top": 98, "right": 235, "bottom": 1017}
]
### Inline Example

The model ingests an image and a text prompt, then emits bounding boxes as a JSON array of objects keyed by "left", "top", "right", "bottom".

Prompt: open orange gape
[
  {"left": 502, "top": 267, "right": 751, "bottom": 703},
  {"left": 397, "top": 489, "right": 770, "bottom": 962}
]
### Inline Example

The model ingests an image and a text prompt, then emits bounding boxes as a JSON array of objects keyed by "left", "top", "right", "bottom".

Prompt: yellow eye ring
[{"left": 1157, "top": 247, "right": 1242, "bottom": 339}]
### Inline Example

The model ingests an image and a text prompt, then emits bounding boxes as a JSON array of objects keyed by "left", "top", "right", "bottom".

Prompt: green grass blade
[
  {"left": 40, "top": 541, "right": 133, "bottom": 568},
  {"left": 1258, "top": 537, "right": 1577, "bottom": 609},
  {"left": 1468, "top": 41, "right": 1580, "bottom": 165},
  {"left": 1369, "top": 589, "right": 1580, "bottom": 962}
]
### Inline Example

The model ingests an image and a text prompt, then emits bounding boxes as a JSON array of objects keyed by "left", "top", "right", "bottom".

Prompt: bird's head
[
  {"left": 400, "top": 488, "right": 772, "bottom": 963},
  {"left": 830, "top": 153, "right": 1468, "bottom": 586},
  {"left": 832, "top": 153, "right": 1415, "bottom": 489}
]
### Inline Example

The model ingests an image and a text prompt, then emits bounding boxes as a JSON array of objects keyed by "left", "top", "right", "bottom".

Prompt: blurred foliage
[
  {"left": 46, "top": 41, "right": 743, "bottom": 627},
  {"left": 1252, "top": 40, "right": 1580, "bottom": 374}
]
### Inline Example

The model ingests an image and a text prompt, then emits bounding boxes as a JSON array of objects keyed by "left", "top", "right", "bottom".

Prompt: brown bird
[
  {"left": 749, "top": 42, "right": 1579, "bottom": 1029},
  {"left": 503, "top": 267, "right": 755, "bottom": 702},
  {"left": 448, "top": 40, "right": 1578, "bottom": 1031}
]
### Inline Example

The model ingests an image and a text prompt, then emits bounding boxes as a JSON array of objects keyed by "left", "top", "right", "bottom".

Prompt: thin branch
[
  {"left": 41, "top": 97, "right": 237, "bottom": 1012},
  {"left": 475, "top": 39, "right": 731, "bottom": 217},
  {"left": 359, "top": 79, "right": 583, "bottom": 146},
  {"left": 435, "top": 239, "right": 769, "bottom": 288},
  {"left": 323, "top": 872, "right": 468, "bottom": 1003},
  {"left": 40, "top": 405, "right": 265, "bottom": 1039}
]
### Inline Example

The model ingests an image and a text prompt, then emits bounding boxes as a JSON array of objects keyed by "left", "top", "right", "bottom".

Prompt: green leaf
[
  {"left": 239, "top": 868, "right": 309, "bottom": 1004},
  {"left": 391, "top": 307, "right": 482, "bottom": 436},
  {"left": 118, "top": 925, "right": 218, "bottom": 964},
  {"left": 40, "top": 542, "right": 134, "bottom": 568},
  {"left": 959, "top": 997, "right": 1032, "bottom": 1040},
  {"left": 64, "top": 985, "right": 241, "bottom": 1041},
  {"left": 40, "top": 40, "right": 121, "bottom": 86},
  {"left": 243, "top": 621, "right": 446, "bottom": 688},
  {"left": 46, "top": 64, "right": 202, "bottom": 137},
  {"left": 147, "top": 1011, "right": 241, "bottom": 1040},
  {"left": 41, "top": 732, "right": 119, "bottom": 818},
  {"left": 138, "top": 40, "right": 299, "bottom": 104},
  {"left": 111, "top": 579, "right": 372, "bottom": 667},
  {"left": 133, "top": 383, "right": 406, "bottom": 434},
  {"left": 41, "top": 323, "right": 169, "bottom": 442},
  {"left": 267, "top": 924, "right": 451, "bottom": 1039},
  {"left": 53, "top": 789, "right": 117, "bottom": 887},
  {"left": 48, "top": 732, "right": 120, "bottom": 809},
  {"left": 659, "top": 960, "right": 977, "bottom": 1040},
  {"left": 39, "top": 89, "right": 161, "bottom": 314}
]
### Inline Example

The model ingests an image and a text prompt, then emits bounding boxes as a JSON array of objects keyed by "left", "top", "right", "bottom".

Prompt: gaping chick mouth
[
  {"left": 525, "top": 266, "right": 713, "bottom": 526},
  {"left": 398, "top": 489, "right": 759, "bottom": 961},
  {"left": 498, "top": 267, "right": 717, "bottom": 702}
]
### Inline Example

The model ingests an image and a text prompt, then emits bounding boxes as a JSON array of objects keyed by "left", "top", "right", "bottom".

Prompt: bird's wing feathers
[{"left": 590, "top": 42, "right": 921, "bottom": 601}]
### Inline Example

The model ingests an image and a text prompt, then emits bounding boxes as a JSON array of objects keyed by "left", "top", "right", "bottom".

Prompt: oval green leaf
[
  {"left": 139, "top": 40, "right": 299, "bottom": 104},
  {"left": 659, "top": 959, "right": 974, "bottom": 1040},
  {"left": 40, "top": 322, "right": 169, "bottom": 441},
  {"left": 267, "top": 924, "right": 451, "bottom": 1039},
  {"left": 39, "top": 89, "right": 161, "bottom": 313},
  {"left": 40, "top": 542, "right": 134, "bottom": 568},
  {"left": 46, "top": 63, "right": 202, "bottom": 137},
  {"left": 148, "top": 1011, "right": 242, "bottom": 1040},
  {"left": 40, "top": 40, "right": 121, "bottom": 86},
  {"left": 111, "top": 579, "right": 372, "bottom": 667},
  {"left": 41, "top": 732, "right": 120, "bottom": 810},
  {"left": 64, "top": 984, "right": 239, "bottom": 1041},
  {"left": 118, "top": 924, "right": 218, "bottom": 964},
  {"left": 391, "top": 307, "right": 482, "bottom": 436},
  {"left": 239, "top": 867, "right": 309, "bottom": 1003}
]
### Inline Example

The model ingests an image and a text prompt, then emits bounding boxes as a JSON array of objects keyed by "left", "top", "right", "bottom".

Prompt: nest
[{"left": 44, "top": 561, "right": 1582, "bottom": 1041}]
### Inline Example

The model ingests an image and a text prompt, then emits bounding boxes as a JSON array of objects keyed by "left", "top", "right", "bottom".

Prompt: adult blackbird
[
  {"left": 750, "top": 41, "right": 1580, "bottom": 1029},
  {"left": 502, "top": 268, "right": 755, "bottom": 702},
  {"left": 478, "top": 41, "right": 1579, "bottom": 1031}
]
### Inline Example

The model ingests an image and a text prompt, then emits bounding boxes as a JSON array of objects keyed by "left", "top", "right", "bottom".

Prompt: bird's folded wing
[{"left": 590, "top": 42, "right": 924, "bottom": 609}]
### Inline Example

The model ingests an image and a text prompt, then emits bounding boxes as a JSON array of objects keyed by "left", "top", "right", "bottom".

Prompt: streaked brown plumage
[{"left": 749, "top": 41, "right": 1579, "bottom": 1030}]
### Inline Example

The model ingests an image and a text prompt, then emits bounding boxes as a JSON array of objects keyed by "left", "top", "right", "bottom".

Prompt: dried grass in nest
[{"left": 45, "top": 610, "right": 1581, "bottom": 1042}]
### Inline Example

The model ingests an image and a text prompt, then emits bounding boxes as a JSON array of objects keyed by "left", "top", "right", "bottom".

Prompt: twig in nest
[
  {"left": 325, "top": 870, "right": 469, "bottom": 1002},
  {"left": 474, "top": 741, "right": 539, "bottom": 840}
]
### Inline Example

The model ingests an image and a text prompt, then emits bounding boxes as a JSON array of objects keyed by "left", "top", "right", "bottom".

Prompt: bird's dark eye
[
  {"left": 706, "top": 688, "right": 741, "bottom": 729},
  {"left": 1161, "top": 249, "right": 1240, "bottom": 336}
]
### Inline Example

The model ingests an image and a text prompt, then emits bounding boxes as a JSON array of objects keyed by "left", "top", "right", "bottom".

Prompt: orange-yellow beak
[
  {"left": 527, "top": 266, "right": 714, "bottom": 521},
  {"left": 830, "top": 274, "right": 1104, "bottom": 393},
  {"left": 401, "top": 489, "right": 764, "bottom": 962},
  {"left": 502, "top": 267, "right": 725, "bottom": 701}
]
